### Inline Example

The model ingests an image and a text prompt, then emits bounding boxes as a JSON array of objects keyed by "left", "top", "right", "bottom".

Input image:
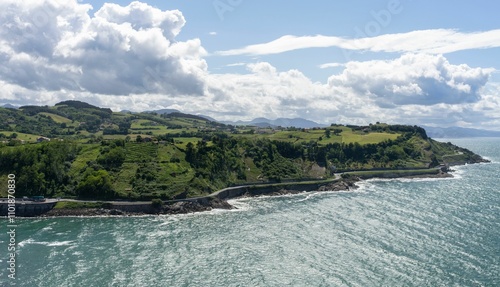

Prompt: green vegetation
[
  {"left": 53, "top": 201, "right": 110, "bottom": 209},
  {"left": 0, "top": 101, "right": 486, "bottom": 200}
]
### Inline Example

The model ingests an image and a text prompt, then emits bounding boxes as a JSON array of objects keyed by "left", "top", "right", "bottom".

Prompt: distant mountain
[
  {"left": 146, "top": 108, "right": 181, "bottom": 115},
  {"left": 145, "top": 109, "right": 216, "bottom": 122},
  {"left": 224, "top": 117, "right": 327, "bottom": 128},
  {"left": 164, "top": 112, "right": 211, "bottom": 122},
  {"left": 2, "top": 104, "right": 18, "bottom": 109},
  {"left": 423, "top": 126, "right": 500, "bottom": 138},
  {"left": 55, "top": 100, "right": 106, "bottom": 111}
]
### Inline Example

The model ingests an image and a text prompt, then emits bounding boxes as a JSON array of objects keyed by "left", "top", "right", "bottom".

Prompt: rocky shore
[
  {"left": 401, "top": 170, "right": 453, "bottom": 179},
  {"left": 160, "top": 197, "right": 233, "bottom": 214},
  {"left": 42, "top": 208, "right": 133, "bottom": 217},
  {"left": 42, "top": 197, "right": 233, "bottom": 217},
  {"left": 33, "top": 167, "right": 469, "bottom": 217}
]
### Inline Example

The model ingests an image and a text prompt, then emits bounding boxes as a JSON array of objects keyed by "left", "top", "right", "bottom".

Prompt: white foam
[
  {"left": 18, "top": 238, "right": 35, "bottom": 247},
  {"left": 294, "top": 189, "right": 361, "bottom": 202},
  {"left": 18, "top": 239, "right": 74, "bottom": 247},
  {"left": 227, "top": 198, "right": 252, "bottom": 210},
  {"left": 359, "top": 173, "right": 461, "bottom": 184},
  {"left": 296, "top": 193, "right": 318, "bottom": 202},
  {"left": 231, "top": 190, "right": 318, "bottom": 202},
  {"left": 41, "top": 214, "right": 155, "bottom": 219},
  {"left": 45, "top": 240, "right": 74, "bottom": 247},
  {"left": 41, "top": 226, "right": 53, "bottom": 232},
  {"left": 156, "top": 217, "right": 179, "bottom": 226}
]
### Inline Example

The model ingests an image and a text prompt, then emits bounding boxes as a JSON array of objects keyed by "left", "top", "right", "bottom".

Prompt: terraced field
[
  {"left": 39, "top": 112, "right": 73, "bottom": 124},
  {"left": 0, "top": 131, "right": 41, "bottom": 142}
]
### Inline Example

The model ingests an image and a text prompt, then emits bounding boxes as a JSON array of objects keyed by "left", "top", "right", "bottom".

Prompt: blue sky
[
  {"left": 1, "top": 0, "right": 500, "bottom": 129},
  {"left": 82, "top": 0, "right": 500, "bottom": 81}
]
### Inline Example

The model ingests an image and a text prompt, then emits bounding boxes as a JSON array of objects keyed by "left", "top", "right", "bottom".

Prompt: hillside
[{"left": 0, "top": 101, "right": 488, "bottom": 200}]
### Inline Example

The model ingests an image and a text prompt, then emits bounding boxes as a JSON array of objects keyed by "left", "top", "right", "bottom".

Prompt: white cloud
[
  {"left": 209, "top": 31, "right": 217, "bottom": 36},
  {"left": 0, "top": 1, "right": 499, "bottom": 130},
  {"left": 327, "top": 53, "right": 493, "bottom": 107},
  {"left": 198, "top": 55, "right": 498, "bottom": 129},
  {"left": 226, "top": 62, "right": 246, "bottom": 67},
  {"left": 94, "top": 1, "right": 185, "bottom": 41},
  {"left": 0, "top": 0, "right": 207, "bottom": 96},
  {"left": 319, "top": 63, "right": 345, "bottom": 69},
  {"left": 216, "top": 29, "right": 500, "bottom": 56}
]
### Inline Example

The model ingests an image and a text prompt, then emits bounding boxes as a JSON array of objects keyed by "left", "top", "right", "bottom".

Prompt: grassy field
[
  {"left": 53, "top": 201, "right": 109, "bottom": 209},
  {"left": 234, "top": 128, "right": 399, "bottom": 146},
  {"left": 0, "top": 131, "right": 41, "bottom": 142},
  {"left": 341, "top": 132, "right": 400, "bottom": 144},
  {"left": 102, "top": 134, "right": 128, "bottom": 140},
  {"left": 173, "top": 137, "right": 203, "bottom": 149},
  {"left": 112, "top": 163, "right": 138, "bottom": 196},
  {"left": 39, "top": 112, "right": 73, "bottom": 124},
  {"left": 125, "top": 142, "right": 158, "bottom": 162},
  {"left": 68, "top": 144, "right": 100, "bottom": 176},
  {"left": 243, "top": 157, "right": 263, "bottom": 182}
]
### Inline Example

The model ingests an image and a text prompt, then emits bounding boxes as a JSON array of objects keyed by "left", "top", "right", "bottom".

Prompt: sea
[{"left": 1, "top": 138, "right": 499, "bottom": 287}]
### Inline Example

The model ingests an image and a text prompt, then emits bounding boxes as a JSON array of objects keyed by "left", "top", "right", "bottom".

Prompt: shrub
[{"left": 151, "top": 198, "right": 164, "bottom": 208}]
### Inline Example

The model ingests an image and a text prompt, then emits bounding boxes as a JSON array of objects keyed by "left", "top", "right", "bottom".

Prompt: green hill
[{"left": 0, "top": 102, "right": 488, "bottom": 200}]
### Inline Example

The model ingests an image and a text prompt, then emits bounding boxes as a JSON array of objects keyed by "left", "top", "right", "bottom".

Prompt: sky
[{"left": 1, "top": 0, "right": 500, "bottom": 130}]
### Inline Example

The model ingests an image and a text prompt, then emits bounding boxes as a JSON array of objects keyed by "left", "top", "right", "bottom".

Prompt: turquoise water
[{"left": 1, "top": 138, "right": 499, "bottom": 286}]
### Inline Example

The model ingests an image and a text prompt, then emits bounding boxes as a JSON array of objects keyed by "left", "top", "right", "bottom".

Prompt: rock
[
  {"left": 318, "top": 178, "right": 359, "bottom": 192},
  {"left": 267, "top": 189, "right": 302, "bottom": 196},
  {"left": 209, "top": 198, "right": 233, "bottom": 210},
  {"left": 108, "top": 209, "right": 124, "bottom": 215}
]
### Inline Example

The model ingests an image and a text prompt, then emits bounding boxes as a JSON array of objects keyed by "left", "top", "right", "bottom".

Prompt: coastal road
[
  {"left": 2, "top": 174, "right": 346, "bottom": 206},
  {"left": 0, "top": 198, "right": 59, "bottom": 204}
]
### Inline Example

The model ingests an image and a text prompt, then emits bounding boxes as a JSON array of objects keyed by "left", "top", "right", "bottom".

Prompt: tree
[
  {"left": 429, "top": 154, "right": 440, "bottom": 168},
  {"left": 185, "top": 142, "right": 195, "bottom": 163},
  {"left": 97, "top": 147, "right": 126, "bottom": 169},
  {"left": 76, "top": 169, "right": 115, "bottom": 199},
  {"left": 325, "top": 129, "right": 331, "bottom": 138},
  {"left": 151, "top": 198, "right": 163, "bottom": 209}
]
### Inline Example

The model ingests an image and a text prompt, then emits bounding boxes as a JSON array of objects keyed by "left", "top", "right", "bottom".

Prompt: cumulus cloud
[
  {"left": 0, "top": 1, "right": 498, "bottom": 130},
  {"left": 327, "top": 54, "right": 493, "bottom": 107},
  {"left": 202, "top": 62, "right": 325, "bottom": 120},
  {"left": 198, "top": 55, "right": 497, "bottom": 129},
  {"left": 216, "top": 29, "right": 500, "bottom": 56},
  {"left": 0, "top": 0, "right": 207, "bottom": 96}
]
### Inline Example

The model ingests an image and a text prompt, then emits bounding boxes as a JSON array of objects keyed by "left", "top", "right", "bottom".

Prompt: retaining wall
[{"left": 0, "top": 202, "right": 57, "bottom": 217}]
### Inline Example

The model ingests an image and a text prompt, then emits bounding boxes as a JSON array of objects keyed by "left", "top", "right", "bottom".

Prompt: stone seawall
[
  {"left": 0, "top": 202, "right": 57, "bottom": 217},
  {"left": 213, "top": 181, "right": 335, "bottom": 200},
  {"left": 110, "top": 203, "right": 157, "bottom": 214},
  {"left": 0, "top": 181, "right": 342, "bottom": 217}
]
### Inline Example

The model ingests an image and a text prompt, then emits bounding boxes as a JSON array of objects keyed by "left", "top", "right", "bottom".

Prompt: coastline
[{"left": 3, "top": 161, "right": 487, "bottom": 218}]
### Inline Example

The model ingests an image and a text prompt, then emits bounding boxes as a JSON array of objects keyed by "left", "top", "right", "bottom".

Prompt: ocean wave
[
  {"left": 361, "top": 173, "right": 461, "bottom": 184},
  {"left": 296, "top": 193, "right": 320, "bottom": 202},
  {"left": 46, "top": 240, "right": 75, "bottom": 247},
  {"left": 18, "top": 238, "right": 35, "bottom": 247},
  {"left": 41, "top": 226, "right": 53, "bottom": 232},
  {"left": 449, "top": 167, "right": 466, "bottom": 179},
  {"left": 18, "top": 238, "right": 74, "bottom": 247}
]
